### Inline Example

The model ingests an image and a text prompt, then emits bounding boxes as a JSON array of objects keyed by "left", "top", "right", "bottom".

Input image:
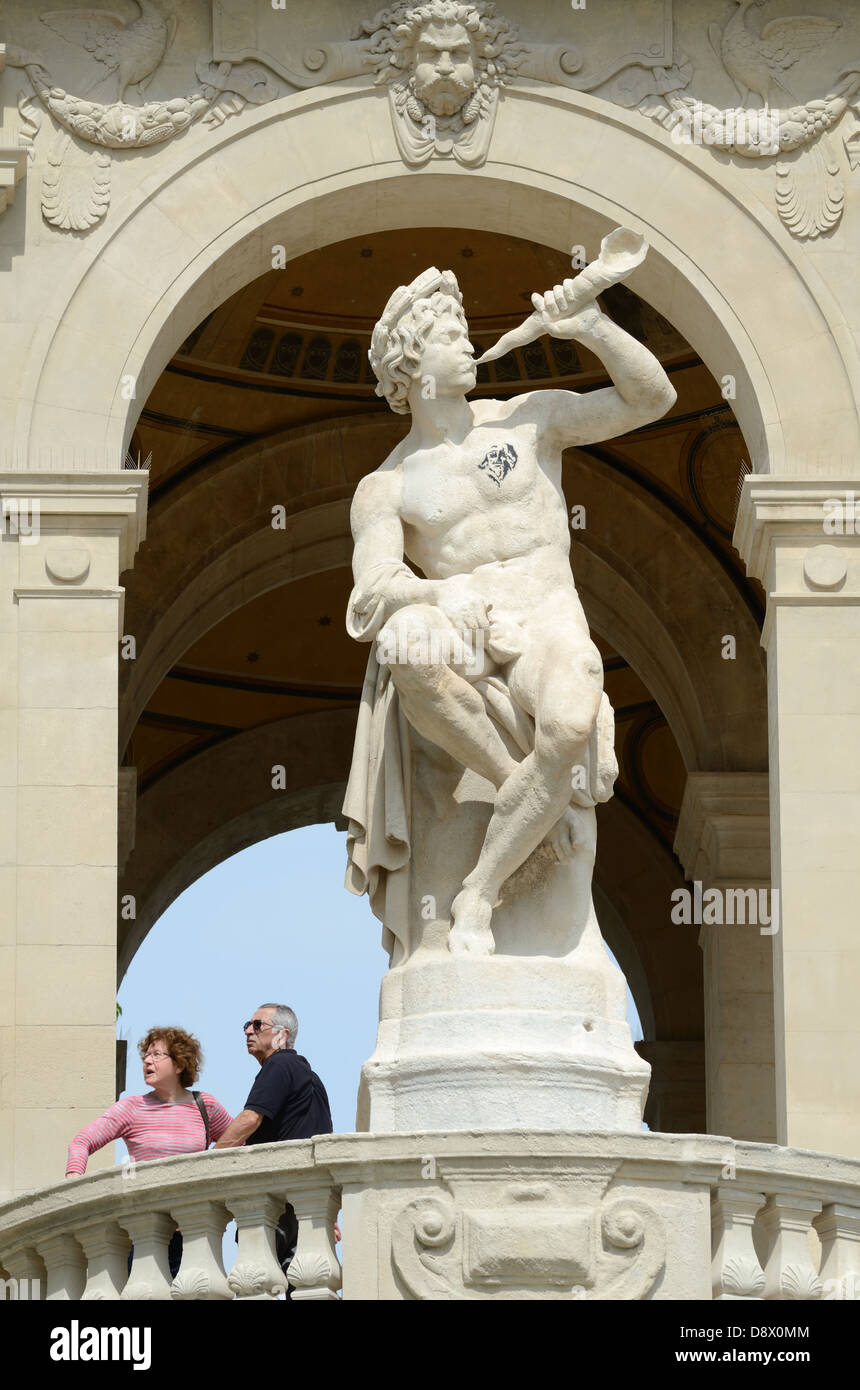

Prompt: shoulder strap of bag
[{"left": 191, "top": 1090, "right": 210, "bottom": 1148}]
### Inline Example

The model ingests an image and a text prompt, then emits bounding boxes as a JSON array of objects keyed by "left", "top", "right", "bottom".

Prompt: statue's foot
[
  {"left": 544, "top": 806, "right": 580, "bottom": 862},
  {"left": 449, "top": 888, "right": 495, "bottom": 956}
]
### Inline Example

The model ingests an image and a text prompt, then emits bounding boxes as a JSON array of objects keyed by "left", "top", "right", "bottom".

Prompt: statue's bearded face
[{"left": 412, "top": 20, "right": 476, "bottom": 117}]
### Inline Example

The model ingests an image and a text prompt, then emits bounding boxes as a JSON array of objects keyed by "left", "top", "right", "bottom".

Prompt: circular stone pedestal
[{"left": 358, "top": 911, "right": 650, "bottom": 1132}]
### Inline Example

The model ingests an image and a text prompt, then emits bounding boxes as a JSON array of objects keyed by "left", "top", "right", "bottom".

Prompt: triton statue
[{"left": 344, "top": 229, "right": 676, "bottom": 960}]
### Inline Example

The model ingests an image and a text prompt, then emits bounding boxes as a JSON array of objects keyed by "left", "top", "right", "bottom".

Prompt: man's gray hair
[{"left": 260, "top": 1003, "right": 298, "bottom": 1048}]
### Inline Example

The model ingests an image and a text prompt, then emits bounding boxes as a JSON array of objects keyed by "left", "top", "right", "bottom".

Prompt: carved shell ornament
[
  {"left": 170, "top": 1268, "right": 211, "bottom": 1301},
  {"left": 640, "top": 1, "right": 860, "bottom": 239},
  {"left": 721, "top": 1254, "right": 766, "bottom": 1298},
  {"left": 287, "top": 1250, "right": 335, "bottom": 1289},
  {"left": 227, "top": 1261, "right": 283, "bottom": 1299}
]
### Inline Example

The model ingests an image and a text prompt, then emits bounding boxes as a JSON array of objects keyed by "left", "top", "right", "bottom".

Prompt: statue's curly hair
[{"left": 370, "top": 289, "right": 467, "bottom": 415}]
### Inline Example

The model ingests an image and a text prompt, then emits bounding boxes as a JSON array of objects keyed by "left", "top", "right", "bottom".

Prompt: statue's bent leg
[
  {"left": 380, "top": 604, "right": 518, "bottom": 789},
  {"left": 449, "top": 641, "right": 603, "bottom": 955}
]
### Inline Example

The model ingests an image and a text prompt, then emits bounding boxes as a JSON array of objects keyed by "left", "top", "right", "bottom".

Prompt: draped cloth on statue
[{"left": 342, "top": 563, "right": 618, "bottom": 963}]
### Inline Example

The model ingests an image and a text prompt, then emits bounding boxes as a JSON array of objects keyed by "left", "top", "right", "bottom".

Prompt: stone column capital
[
  {"left": 0, "top": 471, "right": 148, "bottom": 573},
  {"left": 734, "top": 476, "right": 860, "bottom": 648},
  {"left": 674, "top": 772, "right": 770, "bottom": 885}
]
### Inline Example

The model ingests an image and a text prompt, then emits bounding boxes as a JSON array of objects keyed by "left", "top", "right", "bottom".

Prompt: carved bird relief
[
  {"left": 709, "top": 0, "right": 845, "bottom": 238},
  {"left": 40, "top": 0, "right": 177, "bottom": 102},
  {"left": 709, "top": 0, "right": 840, "bottom": 109}
]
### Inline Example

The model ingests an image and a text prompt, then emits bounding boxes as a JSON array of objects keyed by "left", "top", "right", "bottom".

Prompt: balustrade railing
[
  {"left": 0, "top": 1140, "right": 341, "bottom": 1302},
  {"left": 0, "top": 1133, "right": 858, "bottom": 1300}
]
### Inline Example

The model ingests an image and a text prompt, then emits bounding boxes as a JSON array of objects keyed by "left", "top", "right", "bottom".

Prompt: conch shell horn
[{"left": 475, "top": 227, "right": 648, "bottom": 366}]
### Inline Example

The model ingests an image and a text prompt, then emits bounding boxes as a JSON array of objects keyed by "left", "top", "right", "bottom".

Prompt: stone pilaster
[
  {"left": 674, "top": 772, "right": 776, "bottom": 1142},
  {"left": 0, "top": 473, "right": 147, "bottom": 1200},
  {"left": 735, "top": 476, "right": 860, "bottom": 1157}
]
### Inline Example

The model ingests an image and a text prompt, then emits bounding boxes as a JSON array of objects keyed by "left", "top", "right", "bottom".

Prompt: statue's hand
[
  {"left": 486, "top": 613, "right": 525, "bottom": 663},
  {"left": 437, "top": 579, "right": 492, "bottom": 633},
  {"left": 531, "top": 282, "right": 606, "bottom": 341}
]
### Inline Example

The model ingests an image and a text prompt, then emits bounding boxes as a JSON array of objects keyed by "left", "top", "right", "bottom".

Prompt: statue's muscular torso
[{"left": 387, "top": 398, "right": 572, "bottom": 580}]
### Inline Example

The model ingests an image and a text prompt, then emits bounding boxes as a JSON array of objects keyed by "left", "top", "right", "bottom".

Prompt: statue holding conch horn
[
  {"left": 343, "top": 223, "right": 674, "bottom": 959},
  {"left": 476, "top": 228, "right": 648, "bottom": 365}
]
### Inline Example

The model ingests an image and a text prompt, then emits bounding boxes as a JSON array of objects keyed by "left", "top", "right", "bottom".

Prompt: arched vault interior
[{"left": 119, "top": 228, "right": 768, "bottom": 1123}]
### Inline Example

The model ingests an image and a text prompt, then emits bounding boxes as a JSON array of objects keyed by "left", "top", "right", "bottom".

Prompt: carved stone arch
[{"left": 15, "top": 84, "right": 860, "bottom": 477}]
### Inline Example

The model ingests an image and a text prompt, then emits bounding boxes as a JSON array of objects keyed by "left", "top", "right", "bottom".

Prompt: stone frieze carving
[
  {"left": 5, "top": 0, "right": 859, "bottom": 239},
  {"left": 5, "top": 36, "right": 284, "bottom": 231},
  {"left": 640, "top": 3, "right": 860, "bottom": 239},
  {"left": 391, "top": 1189, "right": 666, "bottom": 1300},
  {"left": 38, "top": 0, "right": 178, "bottom": 103}
]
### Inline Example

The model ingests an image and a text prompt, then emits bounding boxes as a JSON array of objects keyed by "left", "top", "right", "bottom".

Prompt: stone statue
[{"left": 344, "top": 228, "right": 675, "bottom": 1131}]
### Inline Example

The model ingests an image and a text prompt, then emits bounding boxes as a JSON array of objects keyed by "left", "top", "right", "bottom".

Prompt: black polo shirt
[{"left": 244, "top": 1050, "right": 333, "bottom": 1144}]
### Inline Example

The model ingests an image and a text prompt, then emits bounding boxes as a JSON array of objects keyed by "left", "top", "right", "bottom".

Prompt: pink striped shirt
[{"left": 66, "top": 1092, "right": 234, "bottom": 1175}]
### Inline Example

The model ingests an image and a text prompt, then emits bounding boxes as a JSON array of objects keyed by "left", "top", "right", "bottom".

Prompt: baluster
[
  {"left": 814, "top": 1202, "right": 860, "bottom": 1301},
  {"left": 77, "top": 1220, "right": 130, "bottom": 1301},
  {"left": 711, "top": 1187, "right": 766, "bottom": 1299},
  {"left": 288, "top": 1180, "right": 342, "bottom": 1302},
  {"left": 226, "top": 1193, "right": 287, "bottom": 1300},
  {"left": 760, "top": 1194, "right": 822, "bottom": 1300},
  {"left": 119, "top": 1211, "right": 175, "bottom": 1300},
  {"left": 34, "top": 1232, "right": 86, "bottom": 1300},
  {"left": 0, "top": 1245, "right": 46, "bottom": 1300},
  {"left": 169, "top": 1199, "right": 231, "bottom": 1300}
]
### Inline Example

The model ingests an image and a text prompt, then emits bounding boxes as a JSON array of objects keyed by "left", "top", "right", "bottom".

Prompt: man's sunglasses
[{"left": 243, "top": 1019, "right": 275, "bottom": 1033}]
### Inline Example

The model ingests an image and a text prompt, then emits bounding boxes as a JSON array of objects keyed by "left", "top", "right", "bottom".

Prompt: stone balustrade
[
  {"left": 0, "top": 1140, "right": 341, "bottom": 1302},
  {"left": 0, "top": 1133, "right": 858, "bottom": 1301}
]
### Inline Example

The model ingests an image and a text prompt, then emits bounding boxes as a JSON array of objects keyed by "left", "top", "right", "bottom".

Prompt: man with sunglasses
[{"left": 214, "top": 1003, "right": 333, "bottom": 1279}]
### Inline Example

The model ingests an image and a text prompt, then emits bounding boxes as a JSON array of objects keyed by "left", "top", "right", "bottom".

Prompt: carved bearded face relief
[{"left": 412, "top": 20, "right": 476, "bottom": 117}]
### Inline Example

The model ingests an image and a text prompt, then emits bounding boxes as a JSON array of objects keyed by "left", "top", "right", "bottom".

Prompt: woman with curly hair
[{"left": 66, "top": 1026, "right": 233, "bottom": 1276}]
